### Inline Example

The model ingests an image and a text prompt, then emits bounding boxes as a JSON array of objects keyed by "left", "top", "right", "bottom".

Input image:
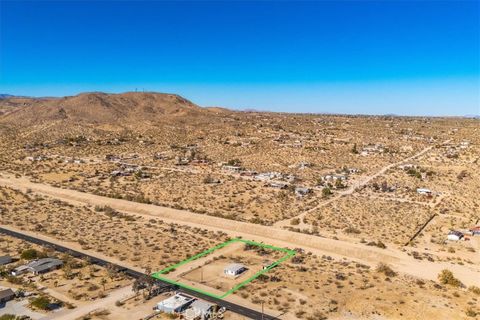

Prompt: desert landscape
[{"left": 0, "top": 92, "right": 478, "bottom": 319}]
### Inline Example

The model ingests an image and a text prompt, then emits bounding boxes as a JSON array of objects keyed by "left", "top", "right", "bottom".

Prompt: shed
[
  {"left": 416, "top": 188, "right": 432, "bottom": 195},
  {"left": 224, "top": 263, "right": 246, "bottom": 277},
  {"left": 447, "top": 231, "right": 463, "bottom": 241},
  {"left": 0, "top": 288, "right": 15, "bottom": 303}
]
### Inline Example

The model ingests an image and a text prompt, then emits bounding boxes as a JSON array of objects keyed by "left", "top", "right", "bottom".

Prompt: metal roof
[
  {"left": 158, "top": 293, "right": 195, "bottom": 310},
  {"left": 0, "top": 288, "right": 15, "bottom": 300},
  {"left": 190, "top": 299, "right": 214, "bottom": 312},
  {"left": 224, "top": 263, "right": 246, "bottom": 273}
]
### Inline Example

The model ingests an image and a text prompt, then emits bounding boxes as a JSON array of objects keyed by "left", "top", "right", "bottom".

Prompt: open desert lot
[{"left": 0, "top": 93, "right": 479, "bottom": 320}]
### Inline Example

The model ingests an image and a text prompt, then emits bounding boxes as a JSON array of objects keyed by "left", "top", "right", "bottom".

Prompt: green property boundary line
[{"left": 151, "top": 238, "right": 296, "bottom": 299}]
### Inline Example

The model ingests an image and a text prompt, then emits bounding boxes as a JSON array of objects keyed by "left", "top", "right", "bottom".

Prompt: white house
[
  {"left": 224, "top": 263, "right": 246, "bottom": 278},
  {"left": 447, "top": 231, "right": 464, "bottom": 241},
  {"left": 416, "top": 188, "right": 432, "bottom": 195},
  {"left": 156, "top": 293, "right": 195, "bottom": 314}
]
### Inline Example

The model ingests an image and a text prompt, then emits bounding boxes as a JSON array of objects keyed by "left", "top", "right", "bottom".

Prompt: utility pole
[{"left": 261, "top": 301, "right": 264, "bottom": 320}]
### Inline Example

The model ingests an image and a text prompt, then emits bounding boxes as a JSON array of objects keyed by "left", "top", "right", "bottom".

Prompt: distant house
[
  {"left": 295, "top": 187, "right": 312, "bottom": 197},
  {"left": 0, "top": 256, "right": 12, "bottom": 266},
  {"left": 447, "top": 231, "right": 464, "bottom": 241},
  {"left": 156, "top": 293, "right": 195, "bottom": 314},
  {"left": 12, "top": 258, "right": 63, "bottom": 276},
  {"left": 416, "top": 188, "right": 432, "bottom": 196},
  {"left": 224, "top": 263, "right": 247, "bottom": 278},
  {"left": 297, "top": 162, "right": 312, "bottom": 170},
  {"left": 187, "top": 300, "right": 215, "bottom": 320},
  {"left": 0, "top": 288, "right": 15, "bottom": 303},
  {"left": 470, "top": 226, "right": 480, "bottom": 236},
  {"left": 398, "top": 164, "right": 417, "bottom": 170},
  {"left": 255, "top": 172, "right": 284, "bottom": 181},
  {"left": 222, "top": 165, "right": 243, "bottom": 173},
  {"left": 240, "top": 170, "right": 257, "bottom": 177},
  {"left": 322, "top": 174, "right": 347, "bottom": 182},
  {"left": 269, "top": 182, "right": 288, "bottom": 189}
]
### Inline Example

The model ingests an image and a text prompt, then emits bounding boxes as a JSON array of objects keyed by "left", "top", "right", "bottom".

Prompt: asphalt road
[{"left": 0, "top": 226, "right": 279, "bottom": 320}]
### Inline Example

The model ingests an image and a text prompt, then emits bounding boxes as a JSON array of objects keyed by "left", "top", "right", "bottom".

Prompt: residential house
[
  {"left": 12, "top": 258, "right": 63, "bottom": 276},
  {"left": 186, "top": 300, "right": 215, "bottom": 320},
  {"left": 322, "top": 174, "right": 347, "bottom": 182},
  {"left": 156, "top": 293, "right": 195, "bottom": 314},
  {"left": 416, "top": 188, "right": 432, "bottom": 196},
  {"left": 269, "top": 182, "right": 288, "bottom": 189},
  {"left": 295, "top": 187, "right": 312, "bottom": 197},
  {"left": 224, "top": 263, "right": 247, "bottom": 278},
  {"left": 222, "top": 165, "right": 242, "bottom": 173},
  {"left": 470, "top": 226, "right": 480, "bottom": 236}
]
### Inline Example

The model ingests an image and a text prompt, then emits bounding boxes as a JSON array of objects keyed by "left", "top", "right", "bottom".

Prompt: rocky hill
[{"left": 0, "top": 92, "right": 206, "bottom": 126}]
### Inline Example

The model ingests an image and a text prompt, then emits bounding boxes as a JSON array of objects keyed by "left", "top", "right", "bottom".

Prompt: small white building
[
  {"left": 156, "top": 293, "right": 195, "bottom": 314},
  {"left": 447, "top": 231, "right": 464, "bottom": 241},
  {"left": 224, "top": 263, "right": 246, "bottom": 278},
  {"left": 322, "top": 174, "right": 347, "bottom": 182},
  {"left": 416, "top": 188, "right": 432, "bottom": 195}
]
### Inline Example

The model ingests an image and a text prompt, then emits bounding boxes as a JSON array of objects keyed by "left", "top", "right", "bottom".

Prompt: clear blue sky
[{"left": 1, "top": 1, "right": 479, "bottom": 116}]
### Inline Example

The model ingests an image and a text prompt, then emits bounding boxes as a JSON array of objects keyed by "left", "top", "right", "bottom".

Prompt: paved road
[{"left": 0, "top": 226, "right": 279, "bottom": 320}]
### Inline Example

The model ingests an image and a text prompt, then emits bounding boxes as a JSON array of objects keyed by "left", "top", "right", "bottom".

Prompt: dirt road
[{"left": 274, "top": 144, "right": 436, "bottom": 227}]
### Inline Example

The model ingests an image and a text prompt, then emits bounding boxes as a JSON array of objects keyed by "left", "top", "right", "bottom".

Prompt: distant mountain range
[{"left": 0, "top": 94, "right": 17, "bottom": 99}]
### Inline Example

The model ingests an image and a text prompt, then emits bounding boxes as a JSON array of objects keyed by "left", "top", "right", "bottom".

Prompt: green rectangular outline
[{"left": 151, "top": 238, "right": 295, "bottom": 299}]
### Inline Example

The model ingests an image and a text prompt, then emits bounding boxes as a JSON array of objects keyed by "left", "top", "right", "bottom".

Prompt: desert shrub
[
  {"left": 376, "top": 263, "right": 397, "bottom": 277},
  {"left": 468, "top": 286, "right": 480, "bottom": 295},
  {"left": 322, "top": 187, "right": 332, "bottom": 197},
  {"left": 30, "top": 296, "right": 51, "bottom": 310},
  {"left": 465, "top": 308, "right": 478, "bottom": 317},
  {"left": 438, "top": 269, "right": 462, "bottom": 287},
  {"left": 20, "top": 248, "right": 42, "bottom": 260},
  {"left": 290, "top": 218, "right": 300, "bottom": 225},
  {"left": 366, "top": 241, "right": 387, "bottom": 249},
  {"left": 344, "top": 226, "right": 361, "bottom": 234}
]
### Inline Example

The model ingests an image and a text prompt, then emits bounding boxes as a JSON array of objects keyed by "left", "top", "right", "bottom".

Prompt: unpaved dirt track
[
  {"left": 0, "top": 173, "right": 479, "bottom": 287},
  {"left": 43, "top": 285, "right": 134, "bottom": 320},
  {"left": 274, "top": 144, "right": 436, "bottom": 227}
]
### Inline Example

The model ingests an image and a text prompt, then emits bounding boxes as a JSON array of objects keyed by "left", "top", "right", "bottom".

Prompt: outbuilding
[
  {"left": 416, "top": 188, "right": 432, "bottom": 196},
  {"left": 0, "top": 288, "right": 15, "bottom": 303},
  {"left": 224, "top": 263, "right": 246, "bottom": 278},
  {"left": 447, "top": 231, "right": 464, "bottom": 241}
]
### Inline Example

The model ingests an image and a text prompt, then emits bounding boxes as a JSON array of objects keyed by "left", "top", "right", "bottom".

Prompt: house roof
[
  {"left": 26, "top": 258, "right": 63, "bottom": 272},
  {"left": 158, "top": 293, "right": 195, "bottom": 310},
  {"left": 448, "top": 231, "right": 463, "bottom": 237},
  {"left": 190, "top": 299, "right": 213, "bottom": 312},
  {"left": 224, "top": 263, "right": 245, "bottom": 273},
  {"left": 0, "top": 256, "right": 12, "bottom": 264},
  {"left": 0, "top": 288, "right": 15, "bottom": 300}
]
